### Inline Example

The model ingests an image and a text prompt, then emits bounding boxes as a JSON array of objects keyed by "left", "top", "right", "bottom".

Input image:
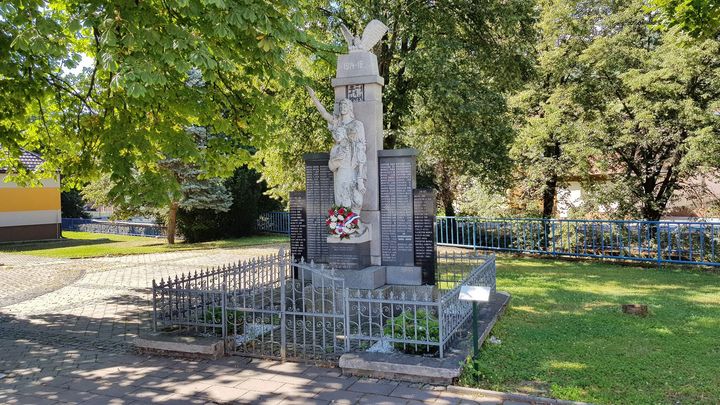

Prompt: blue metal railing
[
  {"left": 62, "top": 218, "right": 167, "bottom": 237},
  {"left": 256, "top": 211, "right": 291, "bottom": 234},
  {"left": 435, "top": 217, "right": 720, "bottom": 267},
  {"left": 253, "top": 212, "right": 720, "bottom": 267}
]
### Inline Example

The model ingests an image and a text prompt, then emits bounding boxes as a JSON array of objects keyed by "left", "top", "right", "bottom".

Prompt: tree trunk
[
  {"left": 166, "top": 201, "right": 179, "bottom": 244},
  {"left": 443, "top": 197, "right": 456, "bottom": 217},
  {"left": 640, "top": 202, "right": 663, "bottom": 222},
  {"left": 542, "top": 140, "right": 561, "bottom": 218},
  {"left": 542, "top": 177, "right": 557, "bottom": 219},
  {"left": 436, "top": 163, "right": 455, "bottom": 216}
]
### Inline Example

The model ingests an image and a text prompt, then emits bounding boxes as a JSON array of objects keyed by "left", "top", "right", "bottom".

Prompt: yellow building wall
[{"left": 0, "top": 174, "right": 62, "bottom": 242}]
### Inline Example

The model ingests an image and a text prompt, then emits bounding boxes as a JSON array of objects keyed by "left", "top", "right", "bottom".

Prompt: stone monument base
[
  {"left": 310, "top": 266, "right": 423, "bottom": 290},
  {"left": 327, "top": 240, "right": 371, "bottom": 270},
  {"left": 338, "top": 266, "right": 386, "bottom": 290},
  {"left": 327, "top": 226, "right": 373, "bottom": 270},
  {"left": 310, "top": 266, "right": 385, "bottom": 290},
  {"left": 385, "top": 266, "right": 422, "bottom": 286}
]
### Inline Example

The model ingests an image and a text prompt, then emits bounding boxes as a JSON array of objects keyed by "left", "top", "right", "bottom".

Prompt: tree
[
  {"left": 159, "top": 159, "right": 233, "bottom": 243},
  {"left": 252, "top": 44, "right": 337, "bottom": 202},
  {"left": 83, "top": 159, "right": 232, "bottom": 244},
  {"left": 256, "top": 1, "right": 536, "bottom": 211},
  {"left": 515, "top": 0, "right": 720, "bottom": 221},
  {"left": 60, "top": 189, "right": 90, "bottom": 219},
  {"left": 508, "top": 0, "right": 595, "bottom": 218},
  {"left": 177, "top": 166, "right": 282, "bottom": 242},
  {"left": 653, "top": 0, "right": 720, "bottom": 38},
  {"left": 0, "top": 0, "right": 322, "bottom": 193}
]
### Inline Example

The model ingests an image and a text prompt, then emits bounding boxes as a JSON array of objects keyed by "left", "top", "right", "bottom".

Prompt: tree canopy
[
  {"left": 255, "top": 0, "right": 536, "bottom": 214},
  {"left": 3, "top": 0, "right": 718, "bottom": 223},
  {"left": 1, "top": 0, "right": 323, "bottom": 189},
  {"left": 511, "top": 0, "right": 720, "bottom": 221},
  {"left": 653, "top": 0, "right": 720, "bottom": 38}
]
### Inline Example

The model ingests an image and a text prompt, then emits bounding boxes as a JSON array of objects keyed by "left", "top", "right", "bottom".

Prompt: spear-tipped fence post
[{"left": 152, "top": 279, "right": 158, "bottom": 332}]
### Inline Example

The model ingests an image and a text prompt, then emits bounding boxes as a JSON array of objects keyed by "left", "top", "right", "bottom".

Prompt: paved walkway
[{"left": 0, "top": 247, "right": 542, "bottom": 405}]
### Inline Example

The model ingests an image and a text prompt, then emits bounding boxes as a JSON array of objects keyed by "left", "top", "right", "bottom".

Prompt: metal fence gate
[
  {"left": 225, "top": 256, "right": 348, "bottom": 363},
  {"left": 153, "top": 250, "right": 497, "bottom": 362}
]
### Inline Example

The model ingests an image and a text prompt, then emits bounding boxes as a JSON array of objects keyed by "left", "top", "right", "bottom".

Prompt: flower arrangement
[{"left": 326, "top": 205, "right": 360, "bottom": 239}]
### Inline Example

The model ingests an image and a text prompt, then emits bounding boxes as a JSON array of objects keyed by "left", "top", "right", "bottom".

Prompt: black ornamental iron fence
[{"left": 152, "top": 249, "right": 496, "bottom": 361}]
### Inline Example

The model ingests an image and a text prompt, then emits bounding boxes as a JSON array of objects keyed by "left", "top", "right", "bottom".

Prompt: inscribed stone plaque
[
  {"left": 413, "top": 189, "right": 437, "bottom": 285},
  {"left": 289, "top": 191, "right": 307, "bottom": 263},
  {"left": 327, "top": 241, "right": 372, "bottom": 270},
  {"left": 346, "top": 84, "right": 365, "bottom": 102},
  {"left": 379, "top": 150, "right": 417, "bottom": 267},
  {"left": 304, "top": 154, "right": 334, "bottom": 264}
]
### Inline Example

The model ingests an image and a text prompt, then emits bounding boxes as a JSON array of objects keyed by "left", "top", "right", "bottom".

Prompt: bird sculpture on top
[{"left": 339, "top": 19, "right": 389, "bottom": 52}]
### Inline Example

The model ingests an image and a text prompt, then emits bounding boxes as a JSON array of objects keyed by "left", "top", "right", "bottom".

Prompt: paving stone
[
  {"left": 311, "top": 375, "right": 358, "bottom": 390},
  {"left": 434, "top": 391, "right": 465, "bottom": 405},
  {"left": 279, "top": 398, "right": 330, "bottom": 405},
  {"left": 236, "top": 390, "right": 287, "bottom": 405},
  {"left": 234, "top": 378, "right": 285, "bottom": 393},
  {"left": 302, "top": 366, "right": 342, "bottom": 378},
  {"left": 201, "top": 385, "right": 248, "bottom": 402},
  {"left": 0, "top": 248, "right": 568, "bottom": 405},
  {"left": 7, "top": 394, "right": 61, "bottom": 405},
  {"left": 51, "top": 389, "right": 99, "bottom": 403},
  {"left": 273, "top": 382, "right": 323, "bottom": 397},
  {"left": 357, "top": 393, "right": 408, "bottom": 405},
  {"left": 163, "top": 381, "right": 213, "bottom": 397},
  {"left": 459, "top": 399, "right": 503, "bottom": 405},
  {"left": 91, "top": 383, "right": 139, "bottom": 398},
  {"left": 154, "top": 393, "right": 209, "bottom": 404},
  {"left": 348, "top": 379, "right": 400, "bottom": 395},
  {"left": 270, "top": 373, "right": 314, "bottom": 385},
  {"left": 315, "top": 388, "right": 365, "bottom": 403},
  {"left": 125, "top": 387, "right": 175, "bottom": 403},
  {"left": 78, "top": 393, "right": 133, "bottom": 404},
  {"left": 390, "top": 384, "right": 440, "bottom": 401}
]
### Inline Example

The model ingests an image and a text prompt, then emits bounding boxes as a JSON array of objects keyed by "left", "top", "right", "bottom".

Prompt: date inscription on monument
[
  {"left": 414, "top": 189, "right": 437, "bottom": 285},
  {"left": 379, "top": 153, "right": 416, "bottom": 266}
]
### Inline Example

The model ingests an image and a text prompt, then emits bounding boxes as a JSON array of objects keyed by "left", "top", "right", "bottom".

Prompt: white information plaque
[{"left": 458, "top": 286, "right": 491, "bottom": 302}]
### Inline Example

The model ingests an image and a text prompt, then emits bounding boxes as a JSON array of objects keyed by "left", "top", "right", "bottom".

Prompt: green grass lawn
[
  {"left": 460, "top": 257, "right": 720, "bottom": 404},
  {"left": 0, "top": 231, "right": 289, "bottom": 258}
]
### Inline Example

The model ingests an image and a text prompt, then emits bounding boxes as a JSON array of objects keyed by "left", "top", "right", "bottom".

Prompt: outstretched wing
[
  {"left": 339, "top": 24, "right": 355, "bottom": 47},
  {"left": 360, "top": 19, "right": 388, "bottom": 51}
]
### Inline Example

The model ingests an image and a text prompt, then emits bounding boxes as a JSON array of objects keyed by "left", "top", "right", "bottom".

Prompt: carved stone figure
[
  {"left": 339, "top": 20, "right": 389, "bottom": 52},
  {"left": 307, "top": 88, "right": 367, "bottom": 216}
]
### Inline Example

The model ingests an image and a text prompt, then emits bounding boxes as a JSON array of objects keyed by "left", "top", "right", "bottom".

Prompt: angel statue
[
  {"left": 307, "top": 87, "right": 367, "bottom": 219},
  {"left": 340, "top": 19, "right": 388, "bottom": 52}
]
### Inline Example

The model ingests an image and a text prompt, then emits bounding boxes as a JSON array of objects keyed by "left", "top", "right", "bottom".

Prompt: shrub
[
  {"left": 204, "top": 308, "right": 245, "bottom": 335},
  {"left": 177, "top": 166, "right": 282, "bottom": 242},
  {"left": 383, "top": 309, "right": 440, "bottom": 355}
]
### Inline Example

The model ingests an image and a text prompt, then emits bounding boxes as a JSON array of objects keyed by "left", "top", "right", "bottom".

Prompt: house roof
[{"left": 0, "top": 149, "right": 45, "bottom": 173}]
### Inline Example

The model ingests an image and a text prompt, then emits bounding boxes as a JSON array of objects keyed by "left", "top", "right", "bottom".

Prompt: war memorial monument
[{"left": 290, "top": 20, "right": 437, "bottom": 289}]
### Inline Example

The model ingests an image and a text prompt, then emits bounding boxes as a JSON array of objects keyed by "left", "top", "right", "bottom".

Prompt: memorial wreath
[{"left": 326, "top": 205, "right": 360, "bottom": 239}]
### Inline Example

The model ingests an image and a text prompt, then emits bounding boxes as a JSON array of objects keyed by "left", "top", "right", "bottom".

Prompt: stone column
[{"left": 331, "top": 51, "right": 384, "bottom": 265}]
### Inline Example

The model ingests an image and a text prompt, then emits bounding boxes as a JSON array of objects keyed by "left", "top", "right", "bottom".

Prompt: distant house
[
  {"left": 557, "top": 174, "right": 720, "bottom": 220},
  {"left": 0, "top": 151, "right": 62, "bottom": 242}
]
